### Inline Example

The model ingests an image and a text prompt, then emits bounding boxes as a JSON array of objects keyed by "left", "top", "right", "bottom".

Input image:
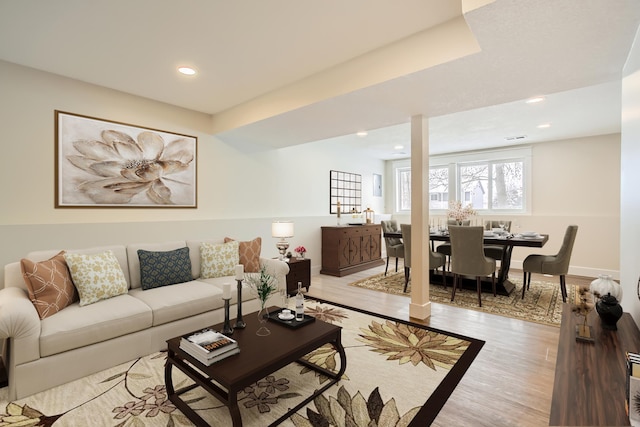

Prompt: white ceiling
[{"left": 1, "top": 0, "right": 638, "bottom": 158}]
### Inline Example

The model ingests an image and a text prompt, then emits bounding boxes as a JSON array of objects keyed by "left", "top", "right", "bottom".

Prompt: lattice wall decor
[{"left": 330, "top": 170, "right": 362, "bottom": 214}]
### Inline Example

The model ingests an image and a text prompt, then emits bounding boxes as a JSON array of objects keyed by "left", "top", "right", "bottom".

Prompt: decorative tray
[{"left": 268, "top": 308, "right": 316, "bottom": 329}]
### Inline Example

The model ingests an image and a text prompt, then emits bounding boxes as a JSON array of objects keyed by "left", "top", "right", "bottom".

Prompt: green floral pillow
[
  {"left": 64, "top": 250, "right": 128, "bottom": 306},
  {"left": 200, "top": 241, "right": 239, "bottom": 279}
]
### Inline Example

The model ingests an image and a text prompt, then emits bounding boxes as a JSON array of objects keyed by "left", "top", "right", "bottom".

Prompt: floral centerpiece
[
  {"left": 447, "top": 200, "right": 476, "bottom": 224},
  {"left": 245, "top": 266, "right": 279, "bottom": 336},
  {"left": 295, "top": 246, "right": 307, "bottom": 258}
]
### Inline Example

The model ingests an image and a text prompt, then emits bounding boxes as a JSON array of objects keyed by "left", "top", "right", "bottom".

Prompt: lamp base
[{"left": 276, "top": 240, "right": 289, "bottom": 260}]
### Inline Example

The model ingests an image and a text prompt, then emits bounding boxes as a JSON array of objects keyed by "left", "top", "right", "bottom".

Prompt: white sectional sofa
[{"left": 0, "top": 239, "right": 289, "bottom": 400}]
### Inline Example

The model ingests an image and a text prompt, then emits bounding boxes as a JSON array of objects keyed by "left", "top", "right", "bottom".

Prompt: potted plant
[{"left": 245, "top": 266, "right": 279, "bottom": 336}]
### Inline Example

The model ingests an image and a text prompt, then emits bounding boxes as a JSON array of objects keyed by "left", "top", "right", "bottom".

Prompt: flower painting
[{"left": 55, "top": 111, "right": 197, "bottom": 207}]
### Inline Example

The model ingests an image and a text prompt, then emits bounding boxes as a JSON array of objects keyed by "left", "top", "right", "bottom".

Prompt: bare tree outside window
[
  {"left": 429, "top": 167, "right": 449, "bottom": 209},
  {"left": 397, "top": 167, "right": 411, "bottom": 211},
  {"left": 492, "top": 161, "right": 523, "bottom": 209}
]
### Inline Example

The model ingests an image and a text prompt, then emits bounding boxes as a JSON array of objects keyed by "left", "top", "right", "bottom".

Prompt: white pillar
[{"left": 409, "top": 115, "right": 431, "bottom": 320}]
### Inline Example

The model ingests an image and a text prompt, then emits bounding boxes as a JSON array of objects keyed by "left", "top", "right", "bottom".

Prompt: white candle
[
  {"left": 223, "top": 283, "right": 231, "bottom": 299},
  {"left": 235, "top": 264, "right": 244, "bottom": 281}
]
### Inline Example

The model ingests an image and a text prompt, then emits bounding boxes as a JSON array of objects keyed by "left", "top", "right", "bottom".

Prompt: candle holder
[
  {"left": 234, "top": 279, "right": 246, "bottom": 329},
  {"left": 222, "top": 297, "right": 234, "bottom": 335}
]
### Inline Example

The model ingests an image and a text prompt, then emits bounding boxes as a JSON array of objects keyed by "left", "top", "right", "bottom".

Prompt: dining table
[{"left": 383, "top": 229, "right": 549, "bottom": 295}]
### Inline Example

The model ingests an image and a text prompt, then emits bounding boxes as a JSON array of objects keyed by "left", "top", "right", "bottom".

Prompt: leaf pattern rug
[
  {"left": 0, "top": 300, "right": 483, "bottom": 427},
  {"left": 348, "top": 272, "right": 578, "bottom": 327}
]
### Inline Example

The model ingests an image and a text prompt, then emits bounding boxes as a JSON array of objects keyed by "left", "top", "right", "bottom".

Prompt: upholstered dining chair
[
  {"left": 381, "top": 220, "right": 404, "bottom": 276},
  {"left": 449, "top": 225, "right": 496, "bottom": 307},
  {"left": 522, "top": 225, "right": 578, "bottom": 302},
  {"left": 400, "top": 224, "right": 446, "bottom": 293},
  {"left": 436, "top": 219, "right": 470, "bottom": 271},
  {"left": 483, "top": 220, "right": 512, "bottom": 261}
]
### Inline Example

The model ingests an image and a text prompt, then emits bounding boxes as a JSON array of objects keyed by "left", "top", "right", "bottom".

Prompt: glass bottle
[{"left": 295, "top": 281, "right": 304, "bottom": 321}]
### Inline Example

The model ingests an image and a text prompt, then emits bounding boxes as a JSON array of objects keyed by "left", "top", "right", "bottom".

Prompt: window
[
  {"left": 428, "top": 166, "right": 449, "bottom": 209},
  {"left": 392, "top": 147, "right": 530, "bottom": 214},
  {"left": 396, "top": 167, "right": 411, "bottom": 212},
  {"left": 459, "top": 160, "right": 523, "bottom": 210}
]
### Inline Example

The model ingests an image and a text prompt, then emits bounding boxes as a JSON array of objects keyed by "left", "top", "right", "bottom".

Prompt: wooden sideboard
[
  {"left": 550, "top": 304, "right": 640, "bottom": 426},
  {"left": 320, "top": 225, "right": 384, "bottom": 277}
]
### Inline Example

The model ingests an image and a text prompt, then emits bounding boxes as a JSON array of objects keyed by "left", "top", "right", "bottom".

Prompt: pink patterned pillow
[
  {"left": 21, "top": 251, "right": 78, "bottom": 319},
  {"left": 224, "top": 237, "right": 262, "bottom": 272}
]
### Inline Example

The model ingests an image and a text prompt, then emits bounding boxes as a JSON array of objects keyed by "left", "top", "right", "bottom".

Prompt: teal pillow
[{"left": 138, "top": 247, "right": 193, "bottom": 290}]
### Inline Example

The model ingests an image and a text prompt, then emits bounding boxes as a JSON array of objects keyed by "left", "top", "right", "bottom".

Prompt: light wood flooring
[{"left": 305, "top": 262, "right": 594, "bottom": 427}]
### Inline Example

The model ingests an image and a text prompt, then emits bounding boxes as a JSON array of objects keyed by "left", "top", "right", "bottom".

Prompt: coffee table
[{"left": 165, "top": 306, "right": 346, "bottom": 427}]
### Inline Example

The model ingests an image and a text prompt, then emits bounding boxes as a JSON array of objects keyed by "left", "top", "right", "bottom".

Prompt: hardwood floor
[{"left": 306, "top": 263, "right": 594, "bottom": 427}]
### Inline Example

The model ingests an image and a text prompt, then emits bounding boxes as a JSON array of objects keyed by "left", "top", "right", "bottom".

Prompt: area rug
[
  {"left": 0, "top": 300, "right": 483, "bottom": 427},
  {"left": 348, "top": 272, "right": 578, "bottom": 327}
]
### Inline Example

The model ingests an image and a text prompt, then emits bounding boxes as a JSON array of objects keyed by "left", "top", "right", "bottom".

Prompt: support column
[{"left": 409, "top": 115, "right": 431, "bottom": 320}]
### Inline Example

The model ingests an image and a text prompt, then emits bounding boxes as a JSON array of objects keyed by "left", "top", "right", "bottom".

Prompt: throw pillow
[
  {"left": 20, "top": 251, "right": 78, "bottom": 319},
  {"left": 138, "top": 246, "right": 193, "bottom": 290},
  {"left": 223, "top": 237, "right": 262, "bottom": 272},
  {"left": 200, "top": 240, "right": 239, "bottom": 279},
  {"left": 64, "top": 250, "right": 128, "bottom": 306}
]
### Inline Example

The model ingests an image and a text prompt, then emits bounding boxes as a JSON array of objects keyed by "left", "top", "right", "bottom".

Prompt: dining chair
[
  {"left": 400, "top": 224, "right": 446, "bottom": 293},
  {"left": 449, "top": 225, "right": 496, "bottom": 307},
  {"left": 483, "top": 220, "right": 512, "bottom": 261},
  {"left": 381, "top": 220, "right": 404, "bottom": 276},
  {"left": 522, "top": 225, "right": 578, "bottom": 302},
  {"left": 436, "top": 219, "right": 470, "bottom": 271}
]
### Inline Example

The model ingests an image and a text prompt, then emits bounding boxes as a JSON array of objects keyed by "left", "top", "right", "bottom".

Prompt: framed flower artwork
[{"left": 55, "top": 111, "right": 197, "bottom": 208}]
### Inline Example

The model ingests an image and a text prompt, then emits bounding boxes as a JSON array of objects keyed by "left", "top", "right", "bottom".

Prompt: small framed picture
[{"left": 373, "top": 173, "right": 382, "bottom": 197}]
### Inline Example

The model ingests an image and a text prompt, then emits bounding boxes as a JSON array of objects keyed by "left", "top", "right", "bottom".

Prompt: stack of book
[
  {"left": 180, "top": 329, "right": 239, "bottom": 366},
  {"left": 627, "top": 351, "right": 640, "bottom": 426}
]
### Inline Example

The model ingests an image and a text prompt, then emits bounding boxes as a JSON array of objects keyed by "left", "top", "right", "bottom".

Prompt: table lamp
[{"left": 272, "top": 221, "right": 294, "bottom": 260}]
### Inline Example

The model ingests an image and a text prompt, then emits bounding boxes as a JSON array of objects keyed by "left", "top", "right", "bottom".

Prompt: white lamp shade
[{"left": 272, "top": 221, "right": 294, "bottom": 238}]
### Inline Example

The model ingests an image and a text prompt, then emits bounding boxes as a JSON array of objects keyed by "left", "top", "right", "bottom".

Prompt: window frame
[{"left": 392, "top": 146, "right": 532, "bottom": 215}]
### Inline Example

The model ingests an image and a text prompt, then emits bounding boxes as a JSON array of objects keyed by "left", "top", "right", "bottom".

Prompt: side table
[{"left": 286, "top": 257, "right": 311, "bottom": 295}]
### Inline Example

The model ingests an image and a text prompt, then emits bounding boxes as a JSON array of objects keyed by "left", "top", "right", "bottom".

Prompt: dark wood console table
[
  {"left": 549, "top": 304, "right": 640, "bottom": 426},
  {"left": 320, "top": 225, "right": 384, "bottom": 276}
]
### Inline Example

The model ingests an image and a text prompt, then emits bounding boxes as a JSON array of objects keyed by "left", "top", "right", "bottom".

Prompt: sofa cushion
[
  {"left": 39, "top": 294, "right": 152, "bottom": 357},
  {"left": 138, "top": 246, "right": 192, "bottom": 290},
  {"left": 64, "top": 250, "right": 128, "bottom": 306},
  {"left": 200, "top": 240, "right": 239, "bottom": 279},
  {"left": 26, "top": 245, "right": 130, "bottom": 288},
  {"left": 20, "top": 251, "right": 78, "bottom": 320},
  {"left": 128, "top": 280, "right": 225, "bottom": 326},
  {"left": 127, "top": 241, "right": 188, "bottom": 289},
  {"left": 224, "top": 237, "right": 262, "bottom": 272}
]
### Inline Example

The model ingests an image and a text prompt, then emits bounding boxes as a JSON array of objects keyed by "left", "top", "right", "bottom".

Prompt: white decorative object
[
  {"left": 590, "top": 274, "right": 622, "bottom": 300},
  {"left": 235, "top": 264, "right": 244, "bottom": 281}
]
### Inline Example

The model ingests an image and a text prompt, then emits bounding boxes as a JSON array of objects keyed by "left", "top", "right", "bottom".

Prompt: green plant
[{"left": 246, "top": 266, "right": 278, "bottom": 307}]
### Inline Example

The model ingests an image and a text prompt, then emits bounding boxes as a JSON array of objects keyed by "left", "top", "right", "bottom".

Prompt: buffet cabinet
[{"left": 320, "top": 225, "right": 384, "bottom": 277}]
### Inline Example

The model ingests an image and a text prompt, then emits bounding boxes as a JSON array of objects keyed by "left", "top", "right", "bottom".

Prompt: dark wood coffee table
[{"left": 165, "top": 306, "right": 346, "bottom": 427}]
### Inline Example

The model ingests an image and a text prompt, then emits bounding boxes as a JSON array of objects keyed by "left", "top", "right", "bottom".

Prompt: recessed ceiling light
[
  {"left": 394, "top": 145, "right": 404, "bottom": 150},
  {"left": 356, "top": 131, "right": 368, "bottom": 137},
  {"left": 537, "top": 123, "right": 551, "bottom": 129},
  {"left": 178, "top": 66, "right": 197, "bottom": 76},
  {"left": 526, "top": 96, "right": 545, "bottom": 104}
]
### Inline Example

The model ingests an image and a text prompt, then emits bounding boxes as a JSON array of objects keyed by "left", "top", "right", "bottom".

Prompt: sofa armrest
[
  {"left": 259, "top": 257, "right": 290, "bottom": 291},
  {"left": 0, "top": 287, "right": 41, "bottom": 364}
]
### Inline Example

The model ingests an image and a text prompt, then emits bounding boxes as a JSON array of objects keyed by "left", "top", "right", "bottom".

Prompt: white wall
[
  {"left": 621, "top": 26, "right": 640, "bottom": 324},
  {"left": 0, "top": 60, "right": 385, "bottom": 285}
]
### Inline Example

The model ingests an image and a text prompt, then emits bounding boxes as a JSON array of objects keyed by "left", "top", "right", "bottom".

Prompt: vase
[
  {"left": 299, "top": 252, "right": 305, "bottom": 259},
  {"left": 596, "top": 293, "right": 623, "bottom": 330},
  {"left": 589, "top": 274, "right": 623, "bottom": 300},
  {"left": 256, "top": 304, "right": 270, "bottom": 336}
]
